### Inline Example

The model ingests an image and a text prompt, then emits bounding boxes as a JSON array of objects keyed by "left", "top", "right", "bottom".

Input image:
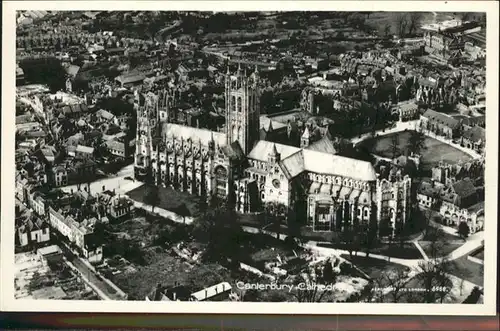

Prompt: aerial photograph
[{"left": 13, "top": 10, "right": 486, "bottom": 304}]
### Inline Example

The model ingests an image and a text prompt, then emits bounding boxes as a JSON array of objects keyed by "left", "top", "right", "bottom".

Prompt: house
[
  {"left": 439, "top": 178, "right": 480, "bottom": 230},
  {"left": 397, "top": 102, "right": 419, "bottom": 121},
  {"left": 417, "top": 181, "right": 441, "bottom": 209},
  {"left": 96, "top": 109, "right": 117, "bottom": 123},
  {"left": 115, "top": 73, "right": 146, "bottom": 88},
  {"left": 75, "top": 145, "right": 95, "bottom": 159},
  {"left": 15, "top": 176, "right": 30, "bottom": 202},
  {"left": 83, "top": 233, "right": 103, "bottom": 263},
  {"left": 189, "top": 282, "right": 233, "bottom": 301},
  {"left": 420, "top": 109, "right": 461, "bottom": 139},
  {"left": 50, "top": 165, "right": 68, "bottom": 187},
  {"left": 17, "top": 216, "right": 51, "bottom": 248},
  {"left": 461, "top": 126, "right": 485, "bottom": 153},
  {"left": 37, "top": 245, "right": 63, "bottom": 266},
  {"left": 98, "top": 190, "right": 133, "bottom": 219},
  {"left": 105, "top": 139, "right": 127, "bottom": 157},
  {"left": 28, "top": 192, "right": 47, "bottom": 217}
]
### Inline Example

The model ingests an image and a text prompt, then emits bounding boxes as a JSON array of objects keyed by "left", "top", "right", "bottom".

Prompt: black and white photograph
[{"left": 1, "top": 1, "right": 498, "bottom": 315}]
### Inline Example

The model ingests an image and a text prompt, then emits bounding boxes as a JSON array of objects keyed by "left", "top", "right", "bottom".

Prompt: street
[{"left": 59, "top": 241, "right": 125, "bottom": 300}]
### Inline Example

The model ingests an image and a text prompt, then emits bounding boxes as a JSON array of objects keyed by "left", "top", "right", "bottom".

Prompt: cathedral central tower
[{"left": 225, "top": 65, "right": 260, "bottom": 155}]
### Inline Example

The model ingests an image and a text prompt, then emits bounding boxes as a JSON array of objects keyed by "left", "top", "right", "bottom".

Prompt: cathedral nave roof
[{"left": 162, "top": 123, "right": 226, "bottom": 147}]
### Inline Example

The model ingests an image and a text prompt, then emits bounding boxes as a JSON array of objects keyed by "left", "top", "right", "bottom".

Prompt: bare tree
[
  {"left": 408, "top": 12, "right": 423, "bottom": 36},
  {"left": 384, "top": 24, "right": 392, "bottom": 37},
  {"left": 380, "top": 267, "right": 412, "bottom": 303},
  {"left": 416, "top": 228, "right": 454, "bottom": 303},
  {"left": 390, "top": 133, "right": 400, "bottom": 159},
  {"left": 395, "top": 13, "right": 408, "bottom": 37},
  {"left": 291, "top": 268, "right": 332, "bottom": 302}
]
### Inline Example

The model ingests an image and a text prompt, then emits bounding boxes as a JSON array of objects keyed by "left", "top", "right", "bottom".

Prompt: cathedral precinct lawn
[
  {"left": 418, "top": 240, "right": 462, "bottom": 259},
  {"left": 340, "top": 254, "right": 410, "bottom": 286},
  {"left": 358, "top": 131, "right": 473, "bottom": 171},
  {"left": 445, "top": 255, "right": 484, "bottom": 287},
  {"left": 126, "top": 184, "right": 204, "bottom": 218},
  {"left": 471, "top": 248, "right": 484, "bottom": 260},
  {"left": 317, "top": 241, "right": 423, "bottom": 259}
]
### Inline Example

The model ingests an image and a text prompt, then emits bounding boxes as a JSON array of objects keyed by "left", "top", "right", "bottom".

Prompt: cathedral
[{"left": 134, "top": 66, "right": 411, "bottom": 236}]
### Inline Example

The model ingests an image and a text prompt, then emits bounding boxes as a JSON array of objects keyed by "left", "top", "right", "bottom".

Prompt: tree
[
  {"left": 395, "top": 13, "right": 408, "bottom": 37},
  {"left": 195, "top": 206, "right": 243, "bottom": 266},
  {"left": 407, "top": 130, "right": 427, "bottom": 156},
  {"left": 408, "top": 13, "right": 423, "bottom": 36},
  {"left": 174, "top": 203, "right": 191, "bottom": 225},
  {"left": 416, "top": 227, "right": 453, "bottom": 303},
  {"left": 383, "top": 24, "right": 392, "bottom": 37},
  {"left": 390, "top": 133, "right": 400, "bottom": 159},
  {"left": 458, "top": 221, "right": 470, "bottom": 240},
  {"left": 291, "top": 268, "right": 331, "bottom": 302},
  {"left": 379, "top": 267, "right": 411, "bottom": 303},
  {"left": 144, "top": 185, "right": 160, "bottom": 213},
  {"left": 264, "top": 201, "right": 286, "bottom": 240}
]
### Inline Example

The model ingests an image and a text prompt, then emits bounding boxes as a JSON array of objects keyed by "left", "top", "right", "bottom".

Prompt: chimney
[
  {"left": 102, "top": 185, "right": 105, "bottom": 191},
  {"left": 205, "top": 289, "right": 208, "bottom": 299}
]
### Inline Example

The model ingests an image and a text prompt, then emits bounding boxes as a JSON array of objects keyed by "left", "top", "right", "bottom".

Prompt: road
[
  {"left": 59, "top": 241, "right": 124, "bottom": 300},
  {"left": 60, "top": 164, "right": 141, "bottom": 195}
]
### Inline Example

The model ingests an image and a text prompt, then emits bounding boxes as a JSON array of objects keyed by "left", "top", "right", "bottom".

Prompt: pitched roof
[
  {"left": 163, "top": 123, "right": 226, "bottom": 147},
  {"left": 221, "top": 141, "right": 245, "bottom": 160},
  {"left": 306, "top": 136, "right": 337, "bottom": 154},
  {"left": 279, "top": 150, "right": 305, "bottom": 179},
  {"left": 105, "top": 140, "right": 125, "bottom": 152},
  {"left": 115, "top": 73, "right": 146, "bottom": 85},
  {"left": 247, "top": 140, "right": 301, "bottom": 162},
  {"left": 76, "top": 145, "right": 94, "bottom": 154},
  {"left": 190, "top": 282, "right": 232, "bottom": 301},
  {"left": 302, "top": 149, "right": 377, "bottom": 181},
  {"left": 259, "top": 115, "right": 287, "bottom": 131},
  {"left": 422, "top": 109, "right": 460, "bottom": 129},
  {"left": 64, "top": 64, "right": 80, "bottom": 77},
  {"left": 452, "top": 178, "right": 477, "bottom": 200},
  {"left": 462, "top": 126, "right": 485, "bottom": 143}
]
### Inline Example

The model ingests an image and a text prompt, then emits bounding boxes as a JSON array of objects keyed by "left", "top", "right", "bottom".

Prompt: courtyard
[
  {"left": 357, "top": 131, "right": 473, "bottom": 171},
  {"left": 126, "top": 184, "right": 204, "bottom": 218}
]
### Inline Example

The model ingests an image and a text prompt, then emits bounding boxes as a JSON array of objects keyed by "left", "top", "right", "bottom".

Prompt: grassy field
[
  {"left": 318, "top": 241, "right": 423, "bottom": 259},
  {"left": 446, "top": 256, "right": 484, "bottom": 286},
  {"left": 418, "top": 228, "right": 463, "bottom": 258},
  {"left": 127, "top": 185, "right": 204, "bottom": 217},
  {"left": 418, "top": 241, "right": 462, "bottom": 258},
  {"left": 471, "top": 248, "right": 484, "bottom": 260},
  {"left": 341, "top": 255, "right": 409, "bottom": 286},
  {"left": 359, "top": 131, "right": 473, "bottom": 171}
]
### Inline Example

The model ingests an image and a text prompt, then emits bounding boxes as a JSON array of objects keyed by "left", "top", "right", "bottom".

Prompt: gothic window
[
  {"left": 231, "top": 96, "right": 236, "bottom": 112},
  {"left": 232, "top": 125, "right": 237, "bottom": 140},
  {"left": 237, "top": 96, "right": 242, "bottom": 112},
  {"left": 214, "top": 166, "right": 228, "bottom": 197},
  {"left": 237, "top": 126, "right": 242, "bottom": 142}
]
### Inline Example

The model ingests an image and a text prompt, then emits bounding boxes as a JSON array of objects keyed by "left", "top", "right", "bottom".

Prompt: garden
[{"left": 358, "top": 131, "right": 473, "bottom": 171}]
